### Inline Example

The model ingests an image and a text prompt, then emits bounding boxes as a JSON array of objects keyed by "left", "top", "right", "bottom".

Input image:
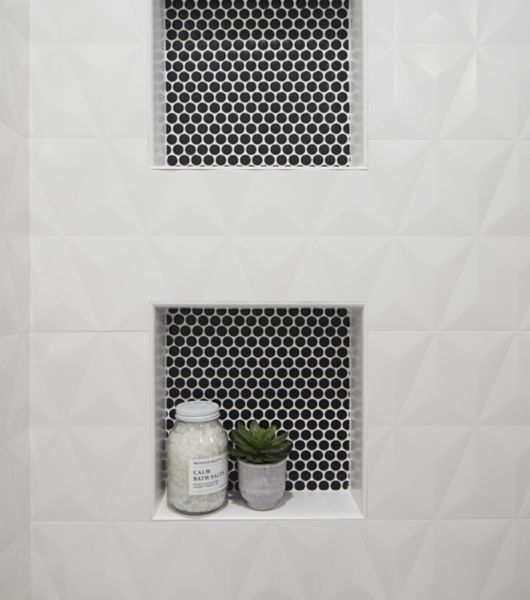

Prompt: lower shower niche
[{"left": 151, "top": 304, "right": 365, "bottom": 520}]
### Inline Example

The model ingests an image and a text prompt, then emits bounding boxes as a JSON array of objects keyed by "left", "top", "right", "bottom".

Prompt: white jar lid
[{"left": 176, "top": 401, "right": 220, "bottom": 423}]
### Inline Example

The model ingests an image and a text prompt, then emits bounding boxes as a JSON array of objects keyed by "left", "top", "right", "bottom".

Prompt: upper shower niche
[{"left": 151, "top": 0, "right": 365, "bottom": 169}]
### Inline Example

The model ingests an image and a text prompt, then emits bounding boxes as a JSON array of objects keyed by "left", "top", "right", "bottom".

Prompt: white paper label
[{"left": 188, "top": 454, "right": 228, "bottom": 496}]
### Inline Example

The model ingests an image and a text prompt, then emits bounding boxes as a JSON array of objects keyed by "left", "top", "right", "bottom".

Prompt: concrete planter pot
[{"left": 238, "top": 458, "right": 287, "bottom": 510}]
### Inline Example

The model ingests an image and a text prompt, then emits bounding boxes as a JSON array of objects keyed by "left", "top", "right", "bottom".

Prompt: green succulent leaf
[
  {"left": 231, "top": 431, "right": 258, "bottom": 454},
  {"left": 250, "top": 421, "right": 261, "bottom": 437},
  {"left": 276, "top": 431, "right": 289, "bottom": 443},
  {"left": 230, "top": 420, "right": 292, "bottom": 465},
  {"left": 263, "top": 426, "right": 277, "bottom": 445}
]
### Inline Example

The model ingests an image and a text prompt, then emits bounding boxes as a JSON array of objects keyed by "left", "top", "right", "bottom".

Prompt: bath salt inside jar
[{"left": 167, "top": 401, "right": 228, "bottom": 514}]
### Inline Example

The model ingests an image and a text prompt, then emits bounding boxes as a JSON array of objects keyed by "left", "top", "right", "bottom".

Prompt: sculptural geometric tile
[{"left": 17, "top": 0, "right": 530, "bottom": 598}]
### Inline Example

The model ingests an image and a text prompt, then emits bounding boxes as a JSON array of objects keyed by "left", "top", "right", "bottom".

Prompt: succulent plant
[{"left": 230, "top": 421, "right": 292, "bottom": 465}]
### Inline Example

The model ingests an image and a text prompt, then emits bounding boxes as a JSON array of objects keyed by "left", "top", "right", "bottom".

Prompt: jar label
[{"left": 188, "top": 453, "right": 228, "bottom": 496}]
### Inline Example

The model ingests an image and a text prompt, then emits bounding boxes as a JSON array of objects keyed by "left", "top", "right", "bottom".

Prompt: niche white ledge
[{"left": 154, "top": 490, "right": 363, "bottom": 521}]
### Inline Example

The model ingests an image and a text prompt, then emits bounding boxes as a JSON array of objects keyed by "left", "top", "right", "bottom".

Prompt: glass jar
[{"left": 167, "top": 401, "right": 228, "bottom": 515}]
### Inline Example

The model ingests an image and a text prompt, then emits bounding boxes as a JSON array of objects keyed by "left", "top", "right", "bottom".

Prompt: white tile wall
[
  {"left": 0, "top": 0, "right": 30, "bottom": 598},
  {"left": 17, "top": 0, "right": 530, "bottom": 597},
  {"left": 30, "top": 520, "right": 530, "bottom": 600}
]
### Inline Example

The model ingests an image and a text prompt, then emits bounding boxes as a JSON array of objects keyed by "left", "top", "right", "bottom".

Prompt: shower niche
[
  {"left": 151, "top": 0, "right": 365, "bottom": 168},
  {"left": 151, "top": 304, "right": 365, "bottom": 520}
]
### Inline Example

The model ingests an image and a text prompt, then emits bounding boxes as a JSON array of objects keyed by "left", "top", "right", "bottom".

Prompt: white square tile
[
  {"left": 31, "top": 42, "right": 146, "bottom": 138},
  {"left": 367, "top": 425, "right": 472, "bottom": 517},
  {"left": 441, "top": 238, "right": 530, "bottom": 330},
  {"left": 361, "top": 520, "right": 519, "bottom": 600},
  {"left": 436, "top": 427, "right": 530, "bottom": 518},
  {"left": 368, "top": 331, "right": 515, "bottom": 425},
  {"left": 368, "top": 423, "right": 530, "bottom": 518},
  {"left": 366, "top": 237, "right": 471, "bottom": 330},
  {"left": 31, "top": 523, "right": 111, "bottom": 600},
  {"left": 31, "top": 426, "right": 149, "bottom": 521},
  {"left": 31, "top": 332, "right": 148, "bottom": 427},
  {"left": 439, "top": 47, "right": 521, "bottom": 139}
]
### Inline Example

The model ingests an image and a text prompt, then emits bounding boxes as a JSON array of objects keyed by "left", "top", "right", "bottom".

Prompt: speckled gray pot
[{"left": 238, "top": 459, "right": 287, "bottom": 511}]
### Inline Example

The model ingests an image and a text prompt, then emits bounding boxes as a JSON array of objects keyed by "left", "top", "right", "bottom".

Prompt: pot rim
[{"left": 237, "top": 457, "right": 288, "bottom": 468}]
